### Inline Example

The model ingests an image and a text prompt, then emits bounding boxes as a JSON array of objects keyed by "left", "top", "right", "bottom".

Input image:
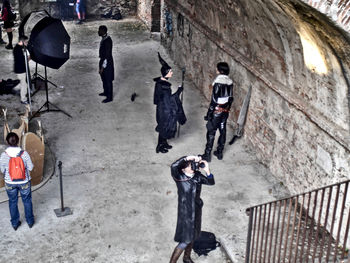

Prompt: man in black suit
[{"left": 98, "top": 25, "right": 114, "bottom": 103}]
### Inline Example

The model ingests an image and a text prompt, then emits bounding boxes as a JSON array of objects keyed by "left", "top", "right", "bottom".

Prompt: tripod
[
  {"left": 33, "top": 63, "right": 57, "bottom": 87},
  {"left": 30, "top": 65, "right": 72, "bottom": 120}
]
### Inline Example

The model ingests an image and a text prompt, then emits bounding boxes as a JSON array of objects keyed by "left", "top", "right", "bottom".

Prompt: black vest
[{"left": 13, "top": 44, "right": 26, "bottom": 74}]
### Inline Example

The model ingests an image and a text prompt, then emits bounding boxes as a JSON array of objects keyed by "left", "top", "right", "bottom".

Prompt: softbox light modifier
[{"left": 19, "top": 10, "right": 70, "bottom": 69}]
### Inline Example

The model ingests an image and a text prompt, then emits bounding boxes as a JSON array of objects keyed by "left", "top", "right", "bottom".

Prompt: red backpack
[{"left": 7, "top": 151, "right": 26, "bottom": 181}]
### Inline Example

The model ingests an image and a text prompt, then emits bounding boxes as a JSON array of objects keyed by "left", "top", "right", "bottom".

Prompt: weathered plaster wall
[
  {"left": 17, "top": 0, "right": 137, "bottom": 19},
  {"left": 161, "top": 0, "right": 350, "bottom": 195}
]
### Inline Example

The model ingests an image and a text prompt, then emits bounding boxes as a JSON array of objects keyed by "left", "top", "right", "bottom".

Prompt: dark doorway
[{"left": 151, "top": 0, "right": 161, "bottom": 32}]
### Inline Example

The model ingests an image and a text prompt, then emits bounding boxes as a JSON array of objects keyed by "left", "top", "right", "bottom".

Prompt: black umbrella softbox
[{"left": 19, "top": 10, "right": 70, "bottom": 69}]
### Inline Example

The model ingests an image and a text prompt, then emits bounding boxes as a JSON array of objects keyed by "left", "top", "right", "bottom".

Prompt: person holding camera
[
  {"left": 169, "top": 155, "right": 215, "bottom": 263},
  {"left": 201, "top": 62, "right": 233, "bottom": 162}
]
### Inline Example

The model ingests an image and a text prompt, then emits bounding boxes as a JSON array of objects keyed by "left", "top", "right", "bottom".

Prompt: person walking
[
  {"left": 98, "top": 25, "right": 114, "bottom": 103},
  {"left": 1, "top": 0, "right": 15, "bottom": 49},
  {"left": 201, "top": 62, "right": 233, "bottom": 162},
  {"left": 0, "top": 132, "right": 34, "bottom": 230},
  {"left": 169, "top": 155, "right": 215, "bottom": 262}
]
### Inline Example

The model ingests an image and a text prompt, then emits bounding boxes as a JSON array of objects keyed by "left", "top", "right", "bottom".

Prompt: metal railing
[{"left": 245, "top": 179, "right": 350, "bottom": 263}]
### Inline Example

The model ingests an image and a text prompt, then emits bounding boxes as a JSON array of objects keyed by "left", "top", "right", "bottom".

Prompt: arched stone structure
[
  {"left": 161, "top": 0, "right": 350, "bottom": 194},
  {"left": 302, "top": 0, "right": 350, "bottom": 31}
]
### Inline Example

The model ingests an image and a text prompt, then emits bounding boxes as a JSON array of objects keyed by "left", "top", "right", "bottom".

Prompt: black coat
[
  {"left": 13, "top": 44, "right": 26, "bottom": 74},
  {"left": 171, "top": 157, "right": 215, "bottom": 243},
  {"left": 99, "top": 35, "right": 114, "bottom": 82},
  {"left": 153, "top": 77, "right": 186, "bottom": 139}
]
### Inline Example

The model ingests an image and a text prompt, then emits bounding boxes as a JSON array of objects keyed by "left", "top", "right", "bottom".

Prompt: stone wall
[
  {"left": 17, "top": 0, "right": 137, "bottom": 19},
  {"left": 161, "top": 0, "right": 350, "bottom": 194},
  {"left": 137, "top": 0, "right": 161, "bottom": 32},
  {"left": 87, "top": 0, "right": 137, "bottom": 18},
  {"left": 137, "top": 0, "right": 152, "bottom": 29}
]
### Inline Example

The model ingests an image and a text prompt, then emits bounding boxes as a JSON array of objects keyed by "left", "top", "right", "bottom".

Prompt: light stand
[
  {"left": 30, "top": 65, "right": 72, "bottom": 120},
  {"left": 33, "top": 62, "right": 57, "bottom": 87},
  {"left": 23, "top": 45, "right": 33, "bottom": 113},
  {"left": 31, "top": 62, "right": 57, "bottom": 97}
]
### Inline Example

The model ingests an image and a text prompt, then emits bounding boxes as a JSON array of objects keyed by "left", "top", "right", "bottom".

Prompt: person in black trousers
[
  {"left": 201, "top": 62, "right": 233, "bottom": 162},
  {"left": 1, "top": 0, "right": 14, "bottom": 49},
  {"left": 98, "top": 25, "right": 114, "bottom": 103}
]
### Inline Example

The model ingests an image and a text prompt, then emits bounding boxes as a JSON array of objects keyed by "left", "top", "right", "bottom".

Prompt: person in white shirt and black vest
[
  {"left": 13, "top": 35, "right": 30, "bottom": 104},
  {"left": 201, "top": 62, "right": 233, "bottom": 162},
  {"left": 98, "top": 25, "right": 114, "bottom": 103}
]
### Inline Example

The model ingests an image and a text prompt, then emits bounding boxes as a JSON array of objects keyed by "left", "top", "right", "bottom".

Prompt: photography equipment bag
[
  {"left": 7, "top": 151, "right": 26, "bottom": 181},
  {"left": 113, "top": 9, "right": 122, "bottom": 20},
  {"left": 0, "top": 79, "right": 20, "bottom": 95},
  {"left": 193, "top": 231, "right": 221, "bottom": 256}
]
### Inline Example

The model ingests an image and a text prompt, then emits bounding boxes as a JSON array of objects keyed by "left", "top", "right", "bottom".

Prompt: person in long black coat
[
  {"left": 153, "top": 53, "right": 185, "bottom": 153},
  {"left": 98, "top": 25, "right": 114, "bottom": 103},
  {"left": 169, "top": 155, "right": 215, "bottom": 263}
]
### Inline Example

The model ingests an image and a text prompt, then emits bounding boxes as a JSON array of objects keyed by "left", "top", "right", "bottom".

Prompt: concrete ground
[{"left": 0, "top": 18, "right": 289, "bottom": 262}]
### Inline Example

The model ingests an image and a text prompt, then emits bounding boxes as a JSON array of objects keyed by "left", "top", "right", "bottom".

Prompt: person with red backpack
[{"left": 0, "top": 132, "right": 34, "bottom": 230}]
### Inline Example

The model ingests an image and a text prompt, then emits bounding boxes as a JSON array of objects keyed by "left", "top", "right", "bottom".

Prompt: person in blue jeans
[
  {"left": 75, "top": 0, "right": 86, "bottom": 24},
  {"left": 0, "top": 132, "right": 34, "bottom": 230}
]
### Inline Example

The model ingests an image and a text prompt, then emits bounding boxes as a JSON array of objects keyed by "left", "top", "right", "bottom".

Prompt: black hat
[{"left": 158, "top": 52, "right": 171, "bottom": 77}]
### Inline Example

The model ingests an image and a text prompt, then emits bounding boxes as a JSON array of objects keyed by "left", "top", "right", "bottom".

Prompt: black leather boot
[
  {"left": 163, "top": 140, "right": 172, "bottom": 149},
  {"left": 156, "top": 144, "right": 168, "bottom": 153},
  {"left": 202, "top": 130, "right": 215, "bottom": 162},
  {"left": 213, "top": 150, "right": 223, "bottom": 160},
  {"left": 183, "top": 243, "right": 194, "bottom": 263},
  {"left": 201, "top": 151, "right": 211, "bottom": 162},
  {"left": 170, "top": 247, "right": 184, "bottom": 263}
]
